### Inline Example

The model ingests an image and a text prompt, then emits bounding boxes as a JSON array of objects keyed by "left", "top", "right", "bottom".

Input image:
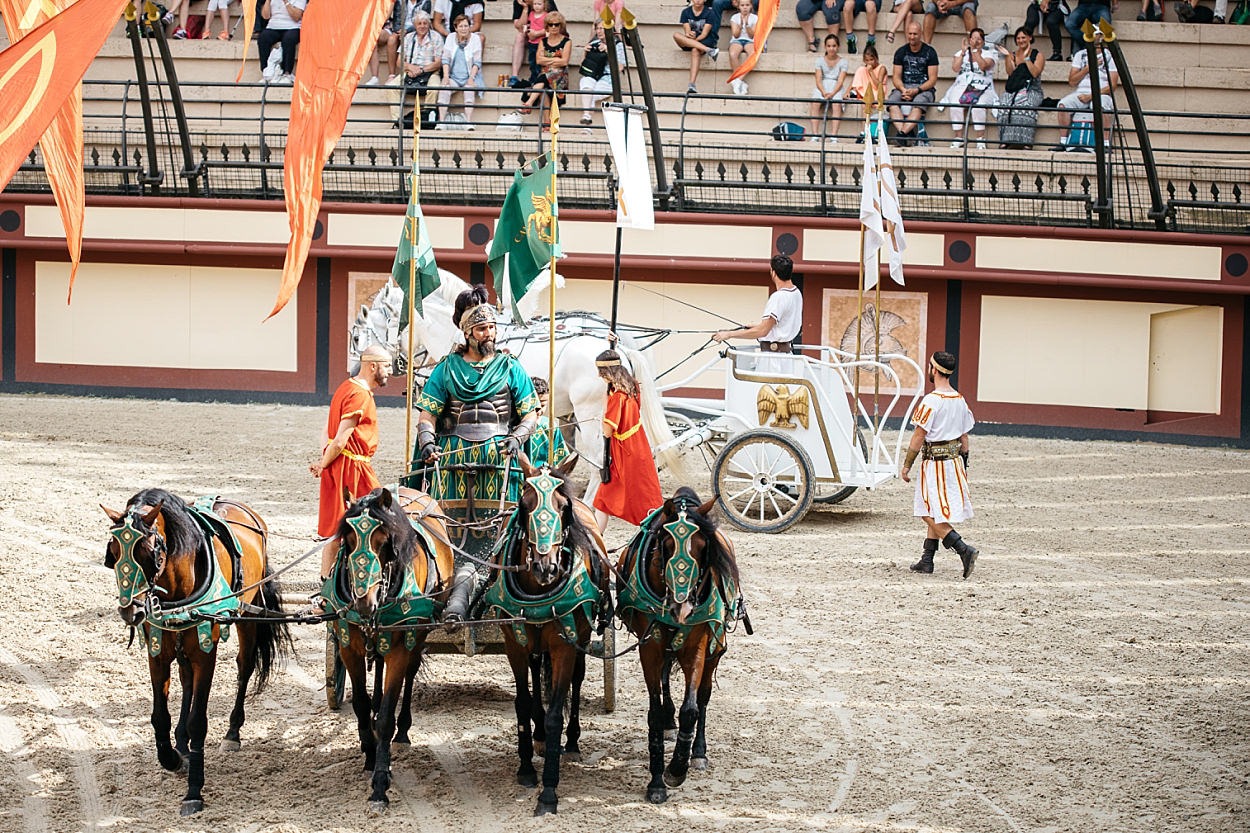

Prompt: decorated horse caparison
[
  {"left": 102, "top": 488, "right": 290, "bottom": 816},
  {"left": 322, "top": 487, "right": 455, "bottom": 811},
  {"left": 616, "top": 487, "right": 744, "bottom": 804},
  {"left": 482, "top": 452, "right": 611, "bottom": 815}
]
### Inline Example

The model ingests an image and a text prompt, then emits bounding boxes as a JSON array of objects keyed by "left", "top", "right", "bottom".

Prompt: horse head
[
  {"left": 102, "top": 488, "right": 204, "bottom": 626},
  {"left": 648, "top": 487, "right": 728, "bottom": 626},
  {"left": 336, "top": 488, "right": 415, "bottom": 619},
  {"left": 515, "top": 452, "right": 583, "bottom": 586}
]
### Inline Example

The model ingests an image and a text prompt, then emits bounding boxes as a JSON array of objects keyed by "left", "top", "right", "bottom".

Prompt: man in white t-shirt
[
  {"left": 712, "top": 254, "right": 804, "bottom": 353},
  {"left": 900, "top": 351, "right": 978, "bottom": 578},
  {"left": 1053, "top": 39, "right": 1117, "bottom": 152}
]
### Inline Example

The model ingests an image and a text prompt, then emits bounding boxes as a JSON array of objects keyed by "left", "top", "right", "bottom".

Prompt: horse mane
[
  {"left": 127, "top": 488, "right": 205, "bottom": 556},
  {"left": 339, "top": 489, "right": 418, "bottom": 571},
  {"left": 658, "top": 487, "right": 740, "bottom": 587}
]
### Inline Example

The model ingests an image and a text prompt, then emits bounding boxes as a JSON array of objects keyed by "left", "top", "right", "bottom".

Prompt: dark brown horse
[
  {"left": 482, "top": 453, "right": 610, "bottom": 815},
  {"left": 616, "top": 486, "right": 741, "bottom": 804},
  {"left": 102, "top": 488, "right": 290, "bottom": 816},
  {"left": 323, "top": 486, "right": 454, "bottom": 811}
]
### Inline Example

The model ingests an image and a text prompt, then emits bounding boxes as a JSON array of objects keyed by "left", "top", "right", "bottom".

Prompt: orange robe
[
  {"left": 593, "top": 390, "right": 663, "bottom": 526},
  {"left": 317, "top": 377, "right": 381, "bottom": 537}
]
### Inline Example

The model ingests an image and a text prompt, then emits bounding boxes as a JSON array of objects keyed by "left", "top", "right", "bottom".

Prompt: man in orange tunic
[{"left": 310, "top": 345, "right": 391, "bottom": 576}]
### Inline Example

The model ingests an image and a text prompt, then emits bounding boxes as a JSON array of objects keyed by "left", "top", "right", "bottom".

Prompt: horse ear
[
  {"left": 697, "top": 495, "right": 717, "bottom": 517},
  {"left": 517, "top": 450, "right": 538, "bottom": 478},
  {"left": 141, "top": 501, "right": 162, "bottom": 526},
  {"left": 661, "top": 495, "right": 676, "bottom": 516},
  {"left": 554, "top": 451, "right": 579, "bottom": 478},
  {"left": 377, "top": 488, "right": 393, "bottom": 510},
  {"left": 101, "top": 504, "right": 123, "bottom": 523}
]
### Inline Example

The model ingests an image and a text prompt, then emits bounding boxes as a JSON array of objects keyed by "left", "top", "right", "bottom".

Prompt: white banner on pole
[{"left": 604, "top": 107, "right": 654, "bottom": 230}]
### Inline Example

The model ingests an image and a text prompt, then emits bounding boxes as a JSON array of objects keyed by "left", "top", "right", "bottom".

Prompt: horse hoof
[
  {"left": 179, "top": 800, "right": 204, "bottom": 816},
  {"left": 393, "top": 735, "right": 410, "bottom": 748},
  {"left": 647, "top": 787, "right": 668, "bottom": 804},
  {"left": 562, "top": 749, "right": 583, "bottom": 763},
  {"left": 517, "top": 769, "right": 538, "bottom": 789},
  {"left": 368, "top": 799, "right": 389, "bottom": 815},
  {"left": 663, "top": 768, "right": 687, "bottom": 788},
  {"left": 220, "top": 739, "right": 241, "bottom": 753},
  {"left": 534, "top": 799, "right": 558, "bottom": 816},
  {"left": 692, "top": 757, "right": 709, "bottom": 771}
]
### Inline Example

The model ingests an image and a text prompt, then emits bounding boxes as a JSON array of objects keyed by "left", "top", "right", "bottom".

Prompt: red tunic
[
  {"left": 593, "top": 390, "right": 663, "bottom": 526},
  {"left": 317, "top": 377, "right": 381, "bottom": 537}
]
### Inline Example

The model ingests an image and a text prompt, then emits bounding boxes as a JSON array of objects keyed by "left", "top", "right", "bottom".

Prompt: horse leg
[
  {"left": 691, "top": 652, "right": 721, "bottom": 771},
  {"left": 535, "top": 642, "right": 575, "bottom": 816},
  {"left": 343, "top": 643, "right": 375, "bottom": 774},
  {"left": 174, "top": 655, "right": 193, "bottom": 760},
  {"left": 562, "top": 647, "right": 586, "bottom": 763},
  {"left": 148, "top": 655, "right": 182, "bottom": 772},
  {"left": 179, "top": 652, "right": 217, "bottom": 816},
  {"left": 528, "top": 652, "right": 546, "bottom": 757},
  {"left": 506, "top": 642, "right": 538, "bottom": 788},
  {"left": 661, "top": 654, "right": 677, "bottom": 739},
  {"left": 639, "top": 642, "right": 669, "bottom": 803},
  {"left": 223, "top": 622, "right": 258, "bottom": 751},
  {"left": 663, "top": 647, "right": 706, "bottom": 789},
  {"left": 367, "top": 650, "right": 406, "bottom": 812},
  {"left": 393, "top": 650, "right": 420, "bottom": 746}
]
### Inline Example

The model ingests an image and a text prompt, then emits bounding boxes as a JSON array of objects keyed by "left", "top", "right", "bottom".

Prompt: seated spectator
[
  {"left": 712, "top": 0, "right": 759, "bottom": 38},
  {"left": 809, "top": 33, "right": 850, "bottom": 141},
  {"left": 1025, "top": 0, "right": 1072, "bottom": 61},
  {"left": 400, "top": 11, "right": 444, "bottom": 103},
  {"left": 849, "top": 44, "right": 889, "bottom": 140},
  {"left": 884, "top": 0, "right": 922, "bottom": 44},
  {"left": 163, "top": 0, "right": 192, "bottom": 39},
  {"left": 202, "top": 0, "right": 234, "bottom": 40},
  {"left": 1052, "top": 36, "right": 1116, "bottom": 151},
  {"left": 433, "top": 0, "right": 485, "bottom": 49},
  {"left": 396, "top": 0, "right": 433, "bottom": 31},
  {"left": 797, "top": 0, "right": 842, "bottom": 52},
  {"left": 1137, "top": 0, "right": 1163, "bottom": 19},
  {"left": 1064, "top": 0, "right": 1110, "bottom": 50},
  {"left": 438, "top": 14, "right": 483, "bottom": 128},
  {"left": 1175, "top": 0, "right": 1218, "bottom": 20},
  {"left": 728, "top": 0, "right": 758, "bottom": 95},
  {"left": 940, "top": 27, "right": 997, "bottom": 149},
  {"left": 841, "top": 0, "right": 878, "bottom": 55},
  {"left": 673, "top": 0, "right": 720, "bottom": 94},
  {"left": 922, "top": 0, "right": 977, "bottom": 44},
  {"left": 578, "top": 20, "right": 626, "bottom": 125},
  {"left": 518, "top": 12, "right": 571, "bottom": 121},
  {"left": 885, "top": 22, "right": 938, "bottom": 145},
  {"left": 366, "top": 5, "right": 403, "bottom": 85},
  {"left": 510, "top": 0, "right": 554, "bottom": 87},
  {"left": 996, "top": 26, "right": 1046, "bottom": 148},
  {"left": 257, "top": 0, "right": 305, "bottom": 84}
]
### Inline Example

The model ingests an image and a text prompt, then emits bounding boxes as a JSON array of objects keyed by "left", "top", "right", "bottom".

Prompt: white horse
[
  {"left": 348, "top": 280, "right": 406, "bottom": 374},
  {"left": 401, "top": 270, "right": 677, "bottom": 485}
]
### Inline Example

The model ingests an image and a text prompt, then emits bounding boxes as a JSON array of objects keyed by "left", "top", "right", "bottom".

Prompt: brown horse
[
  {"left": 323, "top": 486, "right": 454, "bottom": 811},
  {"left": 102, "top": 488, "right": 290, "bottom": 816},
  {"left": 481, "top": 452, "right": 610, "bottom": 815},
  {"left": 616, "top": 486, "right": 741, "bottom": 804}
]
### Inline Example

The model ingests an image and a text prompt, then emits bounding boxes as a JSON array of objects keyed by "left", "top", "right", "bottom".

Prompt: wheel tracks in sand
[{"left": 0, "top": 705, "right": 49, "bottom": 833}]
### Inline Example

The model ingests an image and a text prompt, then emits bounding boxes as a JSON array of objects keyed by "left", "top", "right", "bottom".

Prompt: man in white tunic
[
  {"left": 901, "top": 351, "right": 978, "bottom": 578},
  {"left": 712, "top": 255, "right": 803, "bottom": 352}
]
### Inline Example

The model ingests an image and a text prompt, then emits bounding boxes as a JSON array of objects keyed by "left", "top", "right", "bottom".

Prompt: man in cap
[{"left": 900, "top": 350, "right": 979, "bottom": 578}]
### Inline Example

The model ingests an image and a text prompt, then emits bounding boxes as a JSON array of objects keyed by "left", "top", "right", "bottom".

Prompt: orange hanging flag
[
  {"left": 235, "top": 0, "right": 256, "bottom": 82},
  {"left": 0, "top": 0, "right": 87, "bottom": 301},
  {"left": 728, "top": 0, "right": 778, "bottom": 82},
  {"left": 267, "top": 0, "right": 391, "bottom": 319}
]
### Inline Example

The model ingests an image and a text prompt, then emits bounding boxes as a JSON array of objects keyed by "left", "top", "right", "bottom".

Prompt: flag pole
[
  {"left": 403, "top": 111, "right": 421, "bottom": 465},
  {"left": 546, "top": 98, "right": 561, "bottom": 454},
  {"left": 853, "top": 88, "right": 875, "bottom": 418}
]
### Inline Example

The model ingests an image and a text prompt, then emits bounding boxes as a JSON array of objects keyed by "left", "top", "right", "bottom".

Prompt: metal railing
[{"left": 8, "top": 78, "right": 1250, "bottom": 234}]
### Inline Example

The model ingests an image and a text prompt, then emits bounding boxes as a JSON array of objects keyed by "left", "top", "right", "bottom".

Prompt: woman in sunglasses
[{"left": 518, "top": 12, "right": 572, "bottom": 120}]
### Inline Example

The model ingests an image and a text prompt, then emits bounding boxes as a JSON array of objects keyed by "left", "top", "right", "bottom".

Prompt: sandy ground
[{"left": 0, "top": 392, "right": 1247, "bottom": 833}]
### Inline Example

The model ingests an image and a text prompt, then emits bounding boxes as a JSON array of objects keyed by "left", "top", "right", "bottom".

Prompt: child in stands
[
  {"left": 202, "top": 0, "right": 234, "bottom": 39},
  {"left": 727, "top": 0, "right": 758, "bottom": 95},
  {"left": 810, "top": 33, "right": 850, "bottom": 141}
]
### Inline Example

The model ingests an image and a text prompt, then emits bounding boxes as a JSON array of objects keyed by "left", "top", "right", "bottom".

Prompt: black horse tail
[{"left": 248, "top": 563, "right": 293, "bottom": 697}]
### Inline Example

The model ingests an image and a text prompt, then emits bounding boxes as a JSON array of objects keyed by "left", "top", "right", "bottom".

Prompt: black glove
[
  {"left": 502, "top": 434, "right": 522, "bottom": 457},
  {"left": 418, "top": 427, "right": 437, "bottom": 463}
]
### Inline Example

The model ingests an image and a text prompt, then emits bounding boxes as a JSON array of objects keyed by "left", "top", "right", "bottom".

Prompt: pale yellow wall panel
[
  {"left": 25, "top": 205, "right": 292, "bottom": 245},
  {"left": 35, "top": 262, "right": 296, "bottom": 371},
  {"left": 560, "top": 221, "right": 773, "bottom": 259},
  {"left": 803, "top": 229, "right": 945, "bottom": 266},
  {"left": 976, "top": 237, "right": 1221, "bottom": 281},
  {"left": 327, "top": 212, "right": 464, "bottom": 249},
  {"left": 1147, "top": 306, "right": 1222, "bottom": 413}
]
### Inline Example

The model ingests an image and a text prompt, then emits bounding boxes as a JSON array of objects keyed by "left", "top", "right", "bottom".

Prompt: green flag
[
  {"left": 391, "top": 172, "right": 440, "bottom": 330},
  {"left": 487, "top": 153, "right": 562, "bottom": 323}
]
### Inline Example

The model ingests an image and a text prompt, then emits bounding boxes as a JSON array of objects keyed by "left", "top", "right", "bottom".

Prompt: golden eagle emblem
[
  {"left": 757, "top": 384, "right": 810, "bottom": 430},
  {"left": 517, "top": 184, "right": 558, "bottom": 245}
]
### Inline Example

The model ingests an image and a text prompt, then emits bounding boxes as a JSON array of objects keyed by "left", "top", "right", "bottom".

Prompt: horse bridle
[
  {"left": 519, "top": 470, "right": 573, "bottom": 582},
  {"left": 107, "top": 508, "right": 169, "bottom": 609},
  {"left": 339, "top": 510, "right": 394, "bottom": 606},
  {"left": 649, "top": 496, "right": 708, "bottom": 612}
]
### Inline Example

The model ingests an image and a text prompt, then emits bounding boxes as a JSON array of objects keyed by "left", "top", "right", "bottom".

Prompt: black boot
[
  {"left": 910, "top": 538, "right": 938, "bottom": 573},
  {"left": 443, "top": 562, "right": 479, "bottom": 624},
  {"left": 942, "top": 530, "right": 979, "bottom": 579}
]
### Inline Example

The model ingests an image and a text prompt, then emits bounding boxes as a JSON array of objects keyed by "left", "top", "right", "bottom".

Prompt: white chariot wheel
[{"left": 712, "top": 429, "right": 815, "bottom": 533}]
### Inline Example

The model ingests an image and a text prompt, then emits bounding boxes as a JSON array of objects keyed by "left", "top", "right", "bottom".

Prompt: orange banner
[
  {"left": 268, "top": 0, "right": 391, "bottom": 319},
  {"left": 0, "top": 0, "right": 86, "bottom": 300},
  {"left": 728, "top": 0, "right": 778, "bottom": 82},
  {"left": 235, "top": 0, "right": 256, "bottom": 82}
]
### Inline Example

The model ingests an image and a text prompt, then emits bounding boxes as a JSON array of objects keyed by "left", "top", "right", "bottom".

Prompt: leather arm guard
[{"left": 417, "top": 426, "right": 437, "bottom": 462}]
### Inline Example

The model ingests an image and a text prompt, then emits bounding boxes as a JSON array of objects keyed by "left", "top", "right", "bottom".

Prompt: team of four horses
[{"left": 100, "top": 277, "right": 746, "bottom": 818}]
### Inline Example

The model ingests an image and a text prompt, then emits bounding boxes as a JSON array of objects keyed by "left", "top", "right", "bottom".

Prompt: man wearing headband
[
  {"left": 405, "top": 285, "right": 539, "bottom": 620},
  {"left": 711, "top": 254, "right": 803, "bottom": 354},
  {"left": 311, "top": 344, "right": 392, "bottom": 578},
  {"left": 900, "top": 350, "right": 979, "bottom": 578}
]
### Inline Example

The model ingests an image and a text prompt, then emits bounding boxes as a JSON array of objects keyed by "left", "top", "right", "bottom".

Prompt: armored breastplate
[{"left": 439, "top": 392, "right": 513, "bottom": 441}]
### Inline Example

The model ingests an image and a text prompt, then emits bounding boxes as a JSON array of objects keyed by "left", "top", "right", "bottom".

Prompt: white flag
[
  {"left": 859, "top": 123, "right": 886, "bottom": 291},
  {"left": 604, "top": 107, "right": 654, "bottom": 230},
  {"left": 876, "top": 113, "right": 907, "bottom": 286}
]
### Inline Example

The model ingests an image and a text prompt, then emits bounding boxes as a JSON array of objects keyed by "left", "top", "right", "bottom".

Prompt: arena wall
[{"left": 1, "top": 195, "right": 1247, "bottom": 444}]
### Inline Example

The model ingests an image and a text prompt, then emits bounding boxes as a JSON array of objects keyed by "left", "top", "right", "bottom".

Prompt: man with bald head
[{"left": 311, "top": 345, "right": 392, "bottom": 568}]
